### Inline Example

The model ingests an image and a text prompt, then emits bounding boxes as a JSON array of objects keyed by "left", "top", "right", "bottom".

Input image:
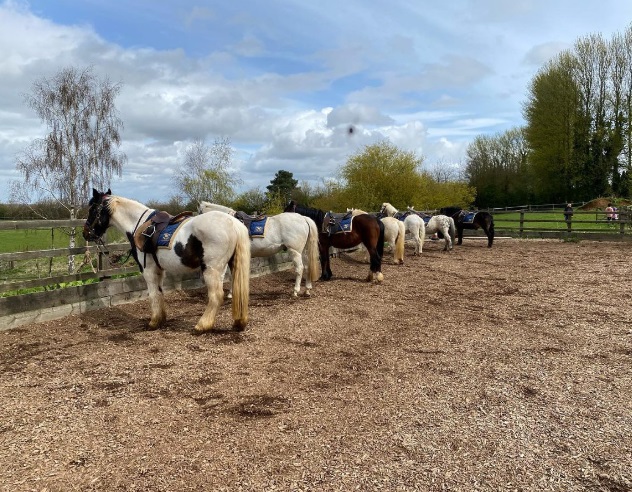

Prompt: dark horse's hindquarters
[
  {"left": 440, "top": 207, "right": 495, "bottom": 248},
  {"left": 284, "top": 201, "right": 385, "bottom": 281}
]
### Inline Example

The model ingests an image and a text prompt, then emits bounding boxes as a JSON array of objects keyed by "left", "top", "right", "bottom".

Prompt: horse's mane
[
  {"left": 440, "top": 206, "right": 463, "bottom": 217},
  {"left": 286, "top": 201, "right": 325, "bottom": 228}
]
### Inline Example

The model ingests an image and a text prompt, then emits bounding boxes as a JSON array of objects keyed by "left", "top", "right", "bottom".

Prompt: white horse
[
  {"left": 380, "top": 202, "right": 426, "bottom": 255},
  {"left": 347, "top": 208, "right": 405, "bottom": 264},
  {"left": 199, "top": 201, "right": 320, "bottom": 297},
  {"left": 83, "top": 189, "right": 250, "bottom": 333},
  {"left": 424, "top": 215, "right": 456, "bottom": 251}
]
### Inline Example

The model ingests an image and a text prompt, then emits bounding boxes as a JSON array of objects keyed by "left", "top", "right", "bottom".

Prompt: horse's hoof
[
  {"left": 233, "top": 319, "right": 247, "bottom": 332},
  {"left": 304, "top": 289, "right": 311, "bottom": 297},
  {"left": 375, "top": 272, "right": 384, "bottom": 283}
]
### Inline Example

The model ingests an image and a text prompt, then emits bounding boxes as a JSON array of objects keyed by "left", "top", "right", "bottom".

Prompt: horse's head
[
  {"left": 83, "top": 188, "right": 113, "bottom": 242},
  {"left": 284, "top": 200, "right": 297, "bottom": 213}
]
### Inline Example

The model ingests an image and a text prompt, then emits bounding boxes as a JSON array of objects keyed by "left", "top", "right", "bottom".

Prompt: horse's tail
[
  {"left": 395, "top": 220, "right": 405, "bottom": 263},
  {"left": 488, "top": 214, "right": 495, "bottom": 247},
  {"left": 230, "top": 221, "right": 251, "bottom": 330},
  {"left": 304, "top": 216, "right": 321, "bottom": 282}
]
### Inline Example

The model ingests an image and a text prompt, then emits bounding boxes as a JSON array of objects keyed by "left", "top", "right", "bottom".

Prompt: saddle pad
[
  {"left": 328, "top": 215, "right": 353, "bottom": 234},
  {"left": 157, "top": 220, "right": 189, "bottom": 249},
  {"left": 422, "top": 216, "right": 431, "bottom": 225},
  {"left": 249, "top": 217, "right": 268, "bottom": 238},
  {"left": 462, "top": 212, "right": 477, "bottom": 224}
]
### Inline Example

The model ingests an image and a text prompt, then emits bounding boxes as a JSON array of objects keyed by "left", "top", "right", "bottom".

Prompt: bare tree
[
  {"left": 176, "top": 137, "right": 240, "bottom": 206},
  {"left": 12, "top": 66, "right": 126, "bottom": 271}
]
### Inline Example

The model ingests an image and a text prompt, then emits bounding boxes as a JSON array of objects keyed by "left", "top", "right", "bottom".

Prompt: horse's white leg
[
  {"left": 144, "top": 266, "right": 166, "bottom": 329},
  {"left": 289, "top": 249, "right": 304, "bottom": 297},
  {"left": 222, "top": 264, "right": 233, "bottom": 299},
  {"left": 195, "top": 267, "right": 224, "bottom": 333},
  {"left": 301, "top": 252, "right": 314, "bottom": 296}
]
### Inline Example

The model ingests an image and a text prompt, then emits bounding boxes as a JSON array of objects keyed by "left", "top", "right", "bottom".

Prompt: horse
[
  {"left": 198, "top": 201, "right": 320, "bottom": 297},
  {"left": 380, "top": 202, "right": 426, "bottom": 255},
  {"left": 346, "top": 208, "right": 405, "bottom": 264},
  {"left": 284, "top": 201, "right": 385, "bottom": 282},
  {"left": 440, "top": 206, "right": 495, "bottom": 247},
  {"left": 83, "top": 189, "right": 250, "bottom": 333}
]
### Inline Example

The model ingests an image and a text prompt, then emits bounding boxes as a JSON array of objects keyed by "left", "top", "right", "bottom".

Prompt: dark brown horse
[
  {"left": 440, "top": 206, "right": 495, "bottom": 247},
  {"left": 284, "top": 201, "right": 385, "bottom": 282}
]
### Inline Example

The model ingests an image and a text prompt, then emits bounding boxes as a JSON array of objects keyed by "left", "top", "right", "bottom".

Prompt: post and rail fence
[{"left": 2, "top": 208, "right": 631, "bottom": 329}]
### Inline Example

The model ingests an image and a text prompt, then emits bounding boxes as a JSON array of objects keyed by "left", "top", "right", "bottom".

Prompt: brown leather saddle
[
  {"left": 131, "top": 210, "right": 194, "bottom": 270},
  {"left": 233, "top": 210, "right": 268, "bottom": 237}
]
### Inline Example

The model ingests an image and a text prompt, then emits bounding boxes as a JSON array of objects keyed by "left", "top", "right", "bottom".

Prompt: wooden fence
[{"left": 2, "top": 210, "right": 632, "bottom": 330}]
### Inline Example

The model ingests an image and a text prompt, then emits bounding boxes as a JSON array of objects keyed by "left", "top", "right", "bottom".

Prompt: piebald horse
[
  {"left": 198, "top": 201, "right": 320, "bottom": 296},
  {"left": 83, "top": 189, "right": 250, "bottom": 333}
]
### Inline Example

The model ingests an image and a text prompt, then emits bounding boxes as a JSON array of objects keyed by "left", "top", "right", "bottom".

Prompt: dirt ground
[{"left": 1, "top": 238, "right": 631, "bottom": 491}]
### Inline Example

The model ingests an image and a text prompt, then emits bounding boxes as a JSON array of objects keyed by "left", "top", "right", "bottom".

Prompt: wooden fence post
[{"left": 519, "top": 211, "right": 524, "bottom": 237}]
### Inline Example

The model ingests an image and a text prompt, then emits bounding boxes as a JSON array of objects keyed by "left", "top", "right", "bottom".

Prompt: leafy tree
[
  {"left": 339, "top": 140, "right": 425, "bottom": 211},
  {"left": 11, "top": 66, "right": 126, "bottom": 271},
  {"left": 231, "top": 187, "right": 268, "bottom": 214},
  {"left": 176, "top": 137, "right": 239, "bottom": 206},
  {"left": 266, "top": 170, "right": 298, "bottom": 204},
  {"left": 523, "top": 52, "right": 580, "bottom": 203},
  {"left": 465, "top": 128, "right": 530, "bottom": 207}
]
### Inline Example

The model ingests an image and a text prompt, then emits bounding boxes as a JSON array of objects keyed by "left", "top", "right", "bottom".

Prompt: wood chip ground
[{"left": 1, "top": 239, "right": 631, "bottom": 491}]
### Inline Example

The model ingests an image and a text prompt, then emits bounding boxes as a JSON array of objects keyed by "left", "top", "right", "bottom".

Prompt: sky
[{"left": 1, "top": 0, "right": 631, "bottom": 204}]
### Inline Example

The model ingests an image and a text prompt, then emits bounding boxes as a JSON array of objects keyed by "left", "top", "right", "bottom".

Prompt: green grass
[
  {"left": 0, "top": 227, "right": 127, "bottom": 253},
  {"left": 0, "top": 227, "right": 87, "bottom": 253}
]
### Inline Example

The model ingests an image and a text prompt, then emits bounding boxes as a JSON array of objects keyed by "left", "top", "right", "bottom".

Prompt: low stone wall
[{"left": 0, "top": 253, "right": 294, "bottom": 331}]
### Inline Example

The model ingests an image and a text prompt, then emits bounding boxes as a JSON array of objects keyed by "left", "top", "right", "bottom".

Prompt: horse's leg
[
  {"left": 302, "top": 252, "right": 314, "bottom": 296},
  {"left": 195, "top": 267, "right": 224, "bottom": 333},
  {"left": 365, "top": 245, "right": 384, "bottom": 282},
  {"left": 222, "top": 263, "right": 233, "bottom": 299},
  {"left": 457, "top": 225, "right": 464, "bottom": 245},
  {"left": 288, "top": 249, "right": 304, "bottom": 297},
  {"left": 319, "top": 243, "right": 331, "bottom": 280},
  {"left": 443, "top": 227, "right": 453, "bottom": 252},
  {"left": 145, "top": 266, "right": 166, "bottom": 329}
]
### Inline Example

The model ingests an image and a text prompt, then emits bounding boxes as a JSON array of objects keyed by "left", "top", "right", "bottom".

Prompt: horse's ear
[
  {"left": 105, "top": 188, "right": 112, "bottom": 195},
  {"left": 92, "top": 188, "right": 100, "bottom": 200}
]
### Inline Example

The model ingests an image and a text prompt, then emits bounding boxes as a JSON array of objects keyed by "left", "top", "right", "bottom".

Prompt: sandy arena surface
[{"left": 1, "top": 238, "right": 631, "bottom": 491}]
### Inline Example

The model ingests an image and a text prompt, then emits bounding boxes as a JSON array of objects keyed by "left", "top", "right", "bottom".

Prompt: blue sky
[{"left": 1, "top": 0, "right": 631, "bottom": 204}]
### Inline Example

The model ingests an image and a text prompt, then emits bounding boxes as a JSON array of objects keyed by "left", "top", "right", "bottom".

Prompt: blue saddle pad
[
  {"left": 157, "top": 222, "right": 185, "bottom": 248},
  {"left": 249, "top": 217, "right": 267, "bottom": 237},
  {"left": 330, "top": 216, "right": 352, "bottom": 234},
  {"left": 462, "top": 212, "right": 477, "bottom": 224},
  {"left": 423, "top": 216, "right": 431, "bottom": 225}
]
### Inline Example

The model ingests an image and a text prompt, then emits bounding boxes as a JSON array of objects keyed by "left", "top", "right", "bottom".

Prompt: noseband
[{"left": 84, "top": 199, "right": 109, "bottom": 242}]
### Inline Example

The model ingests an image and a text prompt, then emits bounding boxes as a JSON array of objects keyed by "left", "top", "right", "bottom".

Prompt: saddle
[
  {"left": 233, "top": 211, "right": 268, "bottom": 237},
  {"left": 323, "top": 211, "right": 353, "bottom": 235},
  {"left": 132, "top": 210, "right": 194, "bottom": 269}
]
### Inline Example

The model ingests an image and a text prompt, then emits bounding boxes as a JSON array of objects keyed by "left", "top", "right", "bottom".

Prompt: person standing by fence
[
  {"left": 564, "top": 203, "right": 573, "bottom": 232},
  {"left": 606, "top": 203, "right": 615, "bottom": 221}
]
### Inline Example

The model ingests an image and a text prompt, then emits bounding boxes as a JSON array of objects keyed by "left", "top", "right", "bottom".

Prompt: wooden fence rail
[{"left": 2, "top": 210, "right": 631, "bottom": 330}]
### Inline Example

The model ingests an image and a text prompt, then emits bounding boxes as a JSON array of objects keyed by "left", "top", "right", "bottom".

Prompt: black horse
[
  {"left": 284, "top": 201, "right": 385, "bottom": 282},
  {"left": 440, "top": 206, "right": 495, "bottom": 248}
]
